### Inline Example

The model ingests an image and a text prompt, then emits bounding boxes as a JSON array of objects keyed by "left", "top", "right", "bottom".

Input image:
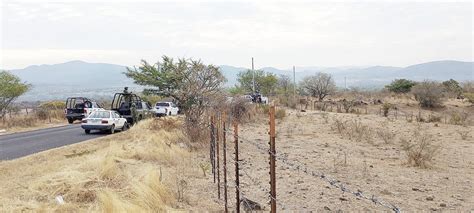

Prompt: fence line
[{"left": 208, "top": 105, "right": 401, "bottom": 212}]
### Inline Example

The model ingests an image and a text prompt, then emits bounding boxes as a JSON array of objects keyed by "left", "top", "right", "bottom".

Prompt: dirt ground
[{"left": 198, "top": 107, "right": 474, "bottom": 211}]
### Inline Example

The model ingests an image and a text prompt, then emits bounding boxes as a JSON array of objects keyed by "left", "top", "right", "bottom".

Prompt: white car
[
  {"left": 154, "top": 102, "right": 179, "bottom": 117},
  {"left": 81, "top": 110, "right": 129, "bottom": 134}
]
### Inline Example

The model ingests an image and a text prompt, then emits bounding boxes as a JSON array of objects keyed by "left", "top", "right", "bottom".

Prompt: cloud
[{"left": 1, "top": 1, "right": 472, "bottom": 69}]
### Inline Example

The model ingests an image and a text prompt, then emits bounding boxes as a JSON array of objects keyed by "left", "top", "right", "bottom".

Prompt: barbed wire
[{"left": 221, "top": 126, "right": 401, "bottom": 213}]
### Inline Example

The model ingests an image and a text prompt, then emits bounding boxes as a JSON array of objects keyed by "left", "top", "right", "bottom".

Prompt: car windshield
[
  {"left": 89, "top": 111, "right": 110, "bottom": 118},
  {"left": 156, "top": 102, "right": 170, "bottom": 107}
]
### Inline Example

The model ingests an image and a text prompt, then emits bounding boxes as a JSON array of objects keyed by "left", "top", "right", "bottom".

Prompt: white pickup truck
[{"left": 154, "top": 102, "right": 179, "bottom": 117}]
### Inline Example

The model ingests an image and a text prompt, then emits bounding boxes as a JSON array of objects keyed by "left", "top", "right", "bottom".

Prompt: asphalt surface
[{"left": 0, "top": 124, "right": 107, "bottom": 161}]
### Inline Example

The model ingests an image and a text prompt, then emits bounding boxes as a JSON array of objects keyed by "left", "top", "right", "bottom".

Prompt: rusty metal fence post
[
  {"left": 269, "top": 105, "right": 277, "bottom": 213},
  {"left": 210, "top": 115, "right": 216, "bottom": 183},
  {"left": 233, "top": 121, "right": 240, "bottom": 213},
  {"left": 216, "top": 112, "right": 221, "bottom": 199},
  {"left": 223, "top": 112, "right": 228, "bottom": 213}
]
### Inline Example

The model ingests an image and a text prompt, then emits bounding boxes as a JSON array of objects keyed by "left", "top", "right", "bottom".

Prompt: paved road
[{"left": 0, "top": 124, "right": 107, "bottom": 161}]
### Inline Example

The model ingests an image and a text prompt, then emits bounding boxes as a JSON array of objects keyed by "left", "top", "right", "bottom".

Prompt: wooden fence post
[
  {"left": 269, "top": 105, "right": 277, "bottom": 213},
  {"left": 210, "top": 115, "right": 216, "bottom": 183},
  {"left": 233, "top": 121, "right": 240, "bottom": 213},
  {"left": 223, "top": 112, "right": 228, "bottom": 213},
  {"left": 216, "top": 112, "right": 221, "bottom": 199}
]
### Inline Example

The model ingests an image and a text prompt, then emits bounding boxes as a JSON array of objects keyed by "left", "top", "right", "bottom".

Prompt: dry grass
[
  {"left": 0, "top": 117, "right": 203, "bottom": 212},
  {"left": 400, "top": 132, "right": 440, "bottom": 168},
  {"left": 0, "top": 109, "right": 65, "bottom": 132}
]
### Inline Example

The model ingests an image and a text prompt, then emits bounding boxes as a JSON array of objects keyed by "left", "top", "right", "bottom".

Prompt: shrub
[
  {"left": 400, "top": 132, "right": 439, "bottom": 168},
  {"left": 39, "top": 100, "right": 66, "bottom": 110},
  {"left": 463, "top": 92, "right": 474, "bottom": 104},
  {"left": 449, "top": 111, "right": 468, "bottom": 125},
  {"left": 457, "top": 129, "right": 470, "bottom": 140},
  {"left": 342, "top": 100, "right": 354, "bottom": 113},
  {"left": 376, "top": 125, "right": 395, "bottom": 144},
  {"left": 331, "top": 118, "right": 347, "bottom": 134},
  {"left": 385, "top": 79, "right": 416, "bottom": 93},
  {"left": 412, "top": 81, "right": 444, "bottom": 108},
  {"left": 36, "top": 108, "right": 49, "bottom": 120},
  {"left": 427, "top": 114, "right": 442, "bottom": 123},
  {"left": 275, "top": 108, "right": 286, "bottom": 119},
  {"left": 442, "top": 79, "right": 463, "bottom": 98},
  {"left": 382, "top": 103, "right": 392, "bottom": 117}
]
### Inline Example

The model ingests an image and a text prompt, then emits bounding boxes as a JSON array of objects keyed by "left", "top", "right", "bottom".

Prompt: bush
[
  {"left": 382, "top": 103, "right": 392, "bottom": 117},
  {"left": 39, "top": 100, "right": 66, "bottom": 110},
  {"left": 36, "top": 108, "right": 49, "bottom": 120},
  {"left": 412, "top": 81, "right": 444, "bottom": 108},
  {"left": 400, "top": 132, "right": 439, "bottom": 168},
  {"left": 464, "top": 92, "right": 474, "bottom": 104},
  {"left": 275, "top": 108, "right": 286, "bottom": 119},
  {"left": 385, "top": 79, "right": 416, "bottom": 93},
  {"left": 442, "top": 79, "right": 462, "bottom": 98}
]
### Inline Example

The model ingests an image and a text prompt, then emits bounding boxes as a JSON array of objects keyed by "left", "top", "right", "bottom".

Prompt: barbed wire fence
[{"left": 208, "top": 105, "right": 401, "bottom": 213}]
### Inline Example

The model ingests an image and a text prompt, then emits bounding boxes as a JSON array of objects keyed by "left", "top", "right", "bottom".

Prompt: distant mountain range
[{"left": 7, "top": 60, "right": 473, "bottom": 101}]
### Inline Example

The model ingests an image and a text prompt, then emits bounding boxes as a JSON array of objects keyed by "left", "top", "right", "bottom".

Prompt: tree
[
  {"left": 299, "top": 72, "right": 336, "bottom": 101},
  {"left": 125, "top": 56, "right": 226, "bottom": 141},
  {"left": 0, "top": 71, "right": 30, "bottom": 118},
  {"left": 442, "top": 79, "right": 462, "bottom": 98},
  {"left": 385, "top": 79, "right": 416, "bottom": 93},
  {"left": 237, "top": 69, "right": 278, "bottom": 95},
  {"left": 125, "top": 56, "right": 226, "bottom": 111},
  {"left": 412, "top": 80, "right": 444, "bottom": 108}
]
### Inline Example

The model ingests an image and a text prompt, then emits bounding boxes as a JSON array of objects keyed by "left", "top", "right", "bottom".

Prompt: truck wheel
[
  {"left": 85, "top": 129, "right": 91, "bottom": 134},
  {"left": 109, "top": 125, "right": 115, "bottom": 134},
  {"left": 169, "top": 111, "right": 172, "bottom": 116},
  {"left": 68, "top": 118, "right": 74, "bottom": 124}
]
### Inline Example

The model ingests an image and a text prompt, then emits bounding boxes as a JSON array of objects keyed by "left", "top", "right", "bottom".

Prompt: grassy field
[{"left": 0, "top": 118, "right": 220, "bottom": 212}]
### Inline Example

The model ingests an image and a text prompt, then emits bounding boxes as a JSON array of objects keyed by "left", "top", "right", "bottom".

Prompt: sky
[{"left": 1, "top": 0, "right": 473, "bottom": 70}]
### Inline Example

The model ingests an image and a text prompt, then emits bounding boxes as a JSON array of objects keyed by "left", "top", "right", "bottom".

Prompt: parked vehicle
[
  {"left": 111, "top": 87, "right": 152, "bottom": 125},
  {"left": 154, "top": 101, "right": 179, "bottom": 117},
  {"left": 81, "top": 110, "right": 129, "bottom": 134},
  {"left": 243, "top": 92, "right": 269, "bottom": 104},
  {"left": 65, "top": 97, "right": 103, "bottom": 124}
]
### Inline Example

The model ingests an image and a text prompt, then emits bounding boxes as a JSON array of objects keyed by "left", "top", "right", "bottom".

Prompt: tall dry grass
[{"left": 0, "top": 117, "right": 197, "bottom": 212}]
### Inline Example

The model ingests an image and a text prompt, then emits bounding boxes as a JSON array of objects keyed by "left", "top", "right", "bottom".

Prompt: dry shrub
[
  {"left": 1, "top": 116, "right": 38, "bottom": 128},
  {"left": 382, "top": 103, "right": 392, "bottom": 117},
  {"left": 346, "top": 119, "right": 373, "bottom": 144},
  {"left": 148, "top": 117, "right": 182, "bottom": 132},
  {"left": 457, "top": 129, "right": 470, "bottom": 140},
  {"left": 331, "top": 118, "right": 347, "bottom": 134},
  {"left": 229, "top": 97, "right": 253, "bottom": 123},
  {"left": 426, "top": 114, "right": 442, "bottom": 123},
  {"left": 376, "top": 124, "right": 396, "bottom": 144},
  {"left": 449, "top": 111, "right": 468, "bottom": 126},
  {"left": 320, "top": 113, "right": 329, "bottom": 124},
  {"left": 275, "top": 108, "right": 286, "bottom": 119},
  {"left": 412, "top": 81, "right": 444, "bottom": 108},
  {"left": 36, "top": 108, "right": 49, "bottom": 120},
  {"left": 400, "top": 132, "right": 440, "bottom": 168}
]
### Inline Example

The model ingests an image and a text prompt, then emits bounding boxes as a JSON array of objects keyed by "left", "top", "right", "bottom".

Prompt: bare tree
[{"left": 300, "top": 72, "right": 336, "bottom": 101}]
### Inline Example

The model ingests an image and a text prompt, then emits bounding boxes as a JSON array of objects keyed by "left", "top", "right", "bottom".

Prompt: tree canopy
[
  {"left": 0, "top": 71, "right": 30, "bottom": 117},
  {"left": 125, "top": 56, "right": 226, "bottom": 111},
  {"left": 300, "top": 72, "right": 336, "bottom": 101},
  {"left": 385, "top": 79, "right": 417, "bottom": 93},
  {"left": 236, "top": 69, "right": 278, "bottom": 95}
]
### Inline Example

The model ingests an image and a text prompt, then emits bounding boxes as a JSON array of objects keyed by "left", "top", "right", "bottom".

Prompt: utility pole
[
  {"left": 344, "top": 76, "right": 347, "bottom": 91},
  {"left": 252, "top": 57, "right": 255, "bottom": 93}
]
